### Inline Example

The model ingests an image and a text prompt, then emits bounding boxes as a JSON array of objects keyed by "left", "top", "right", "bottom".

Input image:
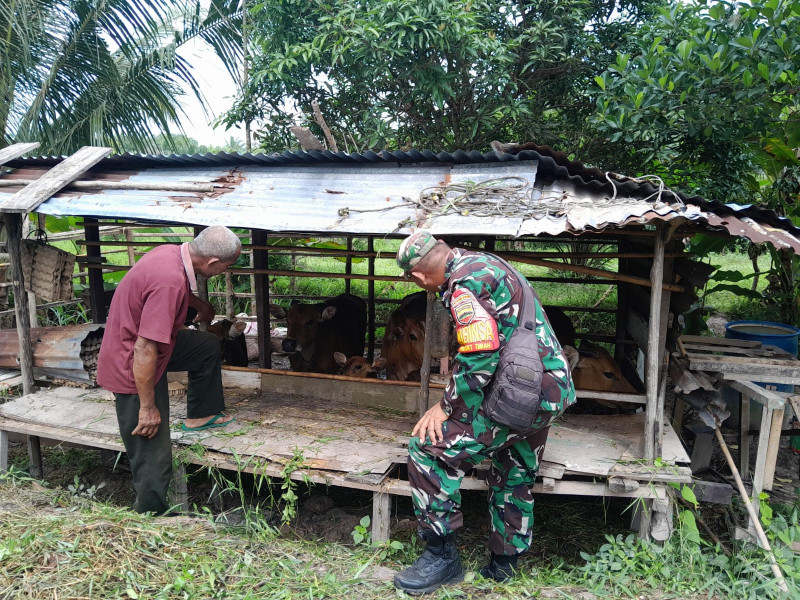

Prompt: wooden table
[{"left": 682, "top": 335, "right": 800, "bottom": 524}]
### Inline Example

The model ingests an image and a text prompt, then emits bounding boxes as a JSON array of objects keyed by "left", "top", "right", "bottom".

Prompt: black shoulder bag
[{"left": 481, "top": 254, "right": 544, "bottom": 433}]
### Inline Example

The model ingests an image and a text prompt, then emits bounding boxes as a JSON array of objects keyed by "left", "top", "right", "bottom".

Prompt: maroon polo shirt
[{"left": 97, "top": 245, "right": 190, "bottom": 394}]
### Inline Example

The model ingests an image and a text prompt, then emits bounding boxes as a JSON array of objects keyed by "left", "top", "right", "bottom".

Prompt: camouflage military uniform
[{"left": 408, "top": 248, "right": 576, "bottom": 556}]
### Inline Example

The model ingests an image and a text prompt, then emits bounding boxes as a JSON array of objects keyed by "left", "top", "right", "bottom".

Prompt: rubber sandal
[{"left": 181, "top": 413, "right": 234, "bottom": 432}]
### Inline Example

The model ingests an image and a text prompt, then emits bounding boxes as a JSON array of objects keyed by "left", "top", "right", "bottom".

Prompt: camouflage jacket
[{"left": 439, "top": 249, "right": 575, "bottom": 424}]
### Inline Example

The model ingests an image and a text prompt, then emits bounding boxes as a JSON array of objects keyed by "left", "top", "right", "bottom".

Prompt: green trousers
[{"left": 113, "top": 329, "right": 224, "bottom": 514}]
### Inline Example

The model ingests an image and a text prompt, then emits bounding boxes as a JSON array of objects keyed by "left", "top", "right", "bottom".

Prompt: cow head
[
  {"left": 270, "top": 302, "right": 337, "bottom": 361},
  {"left": 565, "top": 343, "right": 637, "bottom": 394},
  {"left": 334, "top": 352, "right": 376, "bottom": 378},
  {"left": 205, "top": 319, "right": 248, "bottom": 367},
  {"left": 381, "top": 316, "right": 425, "bottom": 381}
]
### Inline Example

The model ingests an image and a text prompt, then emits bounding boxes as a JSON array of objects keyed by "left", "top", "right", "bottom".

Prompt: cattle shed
[{"left": 1, "top": 140, "right": 799, "bottom": 542}]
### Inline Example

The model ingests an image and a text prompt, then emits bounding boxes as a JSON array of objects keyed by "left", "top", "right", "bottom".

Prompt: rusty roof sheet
[{"left": 2, "top": 147, "right": 799, "bottom": 250}]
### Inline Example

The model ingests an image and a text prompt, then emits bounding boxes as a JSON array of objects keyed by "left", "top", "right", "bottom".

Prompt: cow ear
[
  {"left": 321, "top": 306, "right": 337, "bottom": 321},
  {"left": 291, "top": 299, "right": 300, "bottom": 306},
  {"left": 269, "top": 304, "right": 286, "bottom": 319},
  {"left": 333, "top": 352, "right": 347, "bottom": 366},
  {"left": 373, "top": 357, "right": 387, "bottom": 369},
  {"left": 563, "top": 345, "right": 579, "bottom": 371}
]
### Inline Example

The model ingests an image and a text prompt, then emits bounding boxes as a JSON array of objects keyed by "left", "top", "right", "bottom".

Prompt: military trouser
[
  {"left": 408, "top": 372, "right": 571, "bottom": 556},
  {"left": 113, "top": 329, "right": 224, "bottom": 515}
]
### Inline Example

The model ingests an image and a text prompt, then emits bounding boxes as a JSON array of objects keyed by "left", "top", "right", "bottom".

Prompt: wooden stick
[
  {"left": 311, "top": 99, "right": 338, "bottom": 152},
  {"left": 222, "top": 365, "right": 447, "bottom": 389},
  {"left": 676, "top": 497, "right": 731, "bottom": 556},
  {"left": 714, "top": 427, "right": 789, "bottom": 593}
]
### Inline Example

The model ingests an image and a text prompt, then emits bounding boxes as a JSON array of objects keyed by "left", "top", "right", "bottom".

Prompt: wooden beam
[
  {"left": 0, "top": 146, "right": 111, "bottom": 213},
  {"left": 0, "top": 143, "right": 40, "bottom": 166},
  {"left": 506, "top": 252, "right": 684, "bottom": 293}
]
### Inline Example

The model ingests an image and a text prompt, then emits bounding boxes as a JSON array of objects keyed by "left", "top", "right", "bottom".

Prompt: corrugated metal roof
[{"left": 2, "top": 147, "right": 799, "bottom": 250}]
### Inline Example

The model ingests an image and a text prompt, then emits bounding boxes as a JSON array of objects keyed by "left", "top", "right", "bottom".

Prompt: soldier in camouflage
[{"left": 393, "top": 231, "right": 576, "bottom": 595}]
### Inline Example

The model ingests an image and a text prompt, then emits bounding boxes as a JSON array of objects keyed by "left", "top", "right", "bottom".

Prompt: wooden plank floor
[{"left": 0, "top": 386, "right": 690, "bottom": 484}]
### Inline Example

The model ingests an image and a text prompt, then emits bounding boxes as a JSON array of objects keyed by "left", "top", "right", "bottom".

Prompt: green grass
[{"left": 1, "top": 468, "right": 799, "bottom": 599}]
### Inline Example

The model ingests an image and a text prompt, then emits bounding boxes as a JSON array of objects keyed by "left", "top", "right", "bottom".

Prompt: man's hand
[
  {"left": 411, "top": 403, "right": 449, "bottom": 445},
  {"left": 131, "top": 405, "right": 161, "bottom": 439},
  {"left": 191, "top": 297, "right": 215, "bottom": 323}
]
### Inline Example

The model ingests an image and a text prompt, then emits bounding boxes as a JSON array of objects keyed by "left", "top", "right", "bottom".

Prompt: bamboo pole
[
  {"left": 0, "top": 179, "right": 218, "bottom": 192},
  {"left": 714, "top": 427, "right": 789, "bottom": 593}
]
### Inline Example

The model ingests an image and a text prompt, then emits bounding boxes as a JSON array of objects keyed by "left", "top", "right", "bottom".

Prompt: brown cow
[
  {"left": 269, "top": 293, "right": 367, "bottom": 374},
  {"left": 333, "top": 352, "right": 377, "bottom": 378},
  {"left": 563, "top": 343, "right": 638, "bottom": 394},
  {"left": 380, "top": 292, "right": 426, "bottom": 381}
]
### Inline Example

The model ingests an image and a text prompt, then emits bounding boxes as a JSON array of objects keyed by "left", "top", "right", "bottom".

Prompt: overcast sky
[{"left": 177, "top": 39, "right": 245, "bottom": 147}]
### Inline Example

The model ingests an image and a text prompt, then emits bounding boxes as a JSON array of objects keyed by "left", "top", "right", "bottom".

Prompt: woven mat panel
[{"left": 19, "top": 240, "right": 76, "bottom": 302}]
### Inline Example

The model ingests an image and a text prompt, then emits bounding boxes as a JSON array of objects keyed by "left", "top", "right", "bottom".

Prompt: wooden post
[
  {"left": 639, "top": 223, "right": 671, "bottom": 539},
  {"left": 225, "top": 272, "right": 235, "bottom": 318},
  {"left": 5, "top": 214, "right": 35, "bottom": 394},
  {"left": 27, "top": 435, "right": 42, "bottom": 479},
  {"left": 253, "top": 230, "right": 271, "bottom": 369},
  {"left": 644, "top": 223, "right": 672, "bottom": 461},
  {"left": 371, "top": 491, "right": 391, "bottom": 543},
  {"left": 84, "top": 218, "right": 107, "bottom": 324},
  {"left": 763, "top": 406, "right": 785, "bottom": 491},
  {"left": 0, "top": 429, "right": 8, "bottom": 472},
  {"left": 170, "top": 462, "right": 189, "bottom": 513},
  {"left": 5, "top": 213, "right": 42, "bottom": 479},
  {"left": 345, "top": 237, "right": 353, "bottom": 294},
  {"left": 124, "top": 228, "right": 136, "bottom": 266},
  {"left": 740, "top": 392, "right": 751, "bottom": 477},
  {"left": 367, "top": 237, "right": 375, "bottom": 363},
  {"left": 419, "top": 291, "right": 436, "bottom": 418}
]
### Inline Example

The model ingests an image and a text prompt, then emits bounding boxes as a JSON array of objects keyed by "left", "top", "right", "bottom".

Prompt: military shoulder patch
[{"left": 450, "top": 288, "right": 499, "bottom": 353}]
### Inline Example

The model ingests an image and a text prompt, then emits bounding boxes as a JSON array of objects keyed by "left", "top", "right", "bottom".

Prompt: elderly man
[
  {"left": 393, "top": 231, "right": 576, "bottom": 594},
  {"left": 97, "top": 225, "right": 242, "bottom": 515}
]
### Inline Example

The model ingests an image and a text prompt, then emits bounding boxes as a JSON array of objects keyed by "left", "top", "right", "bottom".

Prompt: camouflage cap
[{"left": 397, "top": 231, "right": 437, "bottom": 276}]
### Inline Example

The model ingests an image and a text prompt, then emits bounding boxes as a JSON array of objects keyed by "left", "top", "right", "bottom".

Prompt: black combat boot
[
  {"left": 479, "top": 553, "right": 519, "bottom": 582},
  {"left": 393, "top": 529, "right": 464, "bottom": 595}
]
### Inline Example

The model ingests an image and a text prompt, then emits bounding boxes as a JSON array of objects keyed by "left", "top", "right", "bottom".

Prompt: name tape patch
[{"left": 450, "top": 289, "right": 499, "bottom": 353}]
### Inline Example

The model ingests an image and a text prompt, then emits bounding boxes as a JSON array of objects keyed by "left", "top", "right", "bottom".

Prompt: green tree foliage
[
  {"left": 224, "top": 0, "right": 665, "bottom": 155},
  {"left": 592, "top": 0, "right": 800, "bottom": 208},
  {"left": 0, "top": 0, "right": 244, "bottom": 155}
]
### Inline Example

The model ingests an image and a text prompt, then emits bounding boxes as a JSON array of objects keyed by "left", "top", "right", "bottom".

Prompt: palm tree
[{"left": 0, "top": 0, "right": 243, "bottom": 155}]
